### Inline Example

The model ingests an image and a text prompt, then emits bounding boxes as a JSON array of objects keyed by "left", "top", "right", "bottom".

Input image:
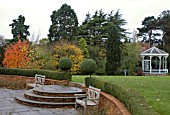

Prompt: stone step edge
[
  {"left": 33, "top": 90, "right": 85, "bottom": 97},
  {"left": 25, "top": 89, "right": 76, "bottom": 99},
  {"left": 32, "top": 86, "right": 86, "bottom": 95},
  {"left": 15, "top": 95, "right": 75, "bottom": 108}
]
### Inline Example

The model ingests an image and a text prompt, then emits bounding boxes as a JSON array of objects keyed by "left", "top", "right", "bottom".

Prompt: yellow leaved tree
[{"left": 53, "top": 41, "right": 84, "bottom": 74}]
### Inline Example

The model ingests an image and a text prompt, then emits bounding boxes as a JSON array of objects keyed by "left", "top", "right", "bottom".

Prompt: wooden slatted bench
[
  {"left": 74, "top": 86, "right": 101, "bottom": 114},
  {"left": 26, "top": 74, "right": 45, "bottom": 90}
]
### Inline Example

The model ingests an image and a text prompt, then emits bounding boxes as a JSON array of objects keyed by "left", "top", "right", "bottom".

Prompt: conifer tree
[
  {"left": 9, "top": 15, "right": 30, "bottom": 42},
  {"left": 106, "top": 10, "right": 126, "bottom": 75},
  {"left": 48, "top": 4, "right": 78, "bottom": 42}
]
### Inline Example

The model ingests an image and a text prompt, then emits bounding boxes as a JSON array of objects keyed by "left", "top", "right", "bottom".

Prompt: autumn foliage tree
[
  {"left": 27, "top": 43, "right": 56, "bottom": 70},
  {"left": 2, "top": 39, "right": 29, "bottom": 68},
  {"left": 53, "top": 40, "right": 84, "bottom": 74},
  {"left": 27, "top": 45, "right": 46, "bottom": 69}
]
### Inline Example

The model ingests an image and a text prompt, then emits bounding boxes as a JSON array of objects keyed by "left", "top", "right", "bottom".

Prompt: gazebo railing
[{"left": 143, "top": 69, "right": 168, "bottom": 74}]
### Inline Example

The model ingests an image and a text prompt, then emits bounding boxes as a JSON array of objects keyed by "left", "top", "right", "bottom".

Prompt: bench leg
[
  {"left": 84, "top": 105, "right": 87, "bottom": 115},
  {"left": 75, "top": 102, "right": 77, "bottom": 109}
]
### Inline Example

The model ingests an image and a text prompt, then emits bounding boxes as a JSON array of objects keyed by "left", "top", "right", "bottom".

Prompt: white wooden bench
[
  {"left": 26, "top": 74, "right": 45, "bottom": 90},
  {"left": 74, "top": 86, "right": 101, "bottom": 114}
]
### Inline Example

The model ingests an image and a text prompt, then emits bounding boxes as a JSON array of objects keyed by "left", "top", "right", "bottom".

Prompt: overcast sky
[{"left": 0, "top": 0, "right": 169, "bottom": 40}]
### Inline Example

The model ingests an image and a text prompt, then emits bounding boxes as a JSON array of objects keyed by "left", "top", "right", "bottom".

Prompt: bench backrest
[
  {"left": 35, "top": 74, "right": 45, "bottom": 85},
  {"left": 87, "top": 86, "right": 101, "bottom": 104}
]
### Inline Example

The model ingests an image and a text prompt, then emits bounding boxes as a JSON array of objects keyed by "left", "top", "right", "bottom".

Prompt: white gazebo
[{"left": 140, "top": 46, "right": 169, "bottom": 74}]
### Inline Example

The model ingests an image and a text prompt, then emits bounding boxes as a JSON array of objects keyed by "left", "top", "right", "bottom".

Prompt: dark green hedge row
[
  {"left": 0, "top": 67, "right": 72, "bottom": 81},
  {"left": 85, "top": 77, "right": 155, "bottom": 115}
]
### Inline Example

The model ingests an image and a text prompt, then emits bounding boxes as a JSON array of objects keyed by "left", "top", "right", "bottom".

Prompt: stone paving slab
[{"left": 0, "top": 88, "right": 83, "bottom": 115}]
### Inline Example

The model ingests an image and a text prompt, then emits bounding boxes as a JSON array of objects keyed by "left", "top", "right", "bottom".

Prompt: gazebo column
[
  {"left": 150, "top": 56, "right": 152, "bottom": 73},
  {"left": 165, "top": 56, "right": 168, "bottom": 73},
  {"left": 141, "top": 56, "right": 144, "bottom": 71},
  {"left": 162, "top": 57, "right": 165, "bottom": 69},
  {"left": 158, "top": 56, "right": 162, "bottom": 73}
]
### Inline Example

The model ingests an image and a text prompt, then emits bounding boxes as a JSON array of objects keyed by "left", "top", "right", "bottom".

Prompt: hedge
[
  {"left": 0, "top": 67, "right": 72, "bottom": 81},
  {"left": 85, "top": 77, "right": 155, "bottom": 115}
]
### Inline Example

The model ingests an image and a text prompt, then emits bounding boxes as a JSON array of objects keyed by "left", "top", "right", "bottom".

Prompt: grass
[
  {"left": 72, "top": 75, "right": 170, "bottom": 115},
  {"left": 72, "top": 75, "right": 89, "bottom": 83}
]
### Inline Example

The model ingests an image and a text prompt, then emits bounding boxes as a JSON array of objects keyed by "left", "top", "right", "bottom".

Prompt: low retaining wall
[{"left": 99, "top": 92, "right": 131, "bottom": 115}]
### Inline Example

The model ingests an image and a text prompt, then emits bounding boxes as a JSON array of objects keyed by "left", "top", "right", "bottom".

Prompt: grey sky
[{"left": 0, "top": 0, "right": 169, "bottom": 39}]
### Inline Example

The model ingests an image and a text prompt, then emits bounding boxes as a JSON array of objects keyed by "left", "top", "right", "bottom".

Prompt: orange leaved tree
[{"left": 2, "top": 39, "right": 29, "bottom": 68}]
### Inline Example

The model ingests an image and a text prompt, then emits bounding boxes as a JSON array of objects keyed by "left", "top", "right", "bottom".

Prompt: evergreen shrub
[
  {"left": 80, "top": 59, "right": 97, "bottom": 77},
  {"left": 59, "top": 57, "right": 72, "bottom": 71}
]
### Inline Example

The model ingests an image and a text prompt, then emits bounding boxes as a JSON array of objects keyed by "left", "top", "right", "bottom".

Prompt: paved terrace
[{"left": 0, "top": 88, "right": 82, "bottom": 115}]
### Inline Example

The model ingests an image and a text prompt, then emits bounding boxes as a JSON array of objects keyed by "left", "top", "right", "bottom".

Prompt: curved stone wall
[{"left": 99, "top": 92, "right": 131, "bottom": 115}]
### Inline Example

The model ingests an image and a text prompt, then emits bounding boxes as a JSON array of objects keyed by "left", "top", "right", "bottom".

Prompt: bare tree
[
  {"left": 30, "top": 30, "right": 41, "bottom": 44},
  {"left": 0, "top": 35, "right": 6, "bottom": 46}
]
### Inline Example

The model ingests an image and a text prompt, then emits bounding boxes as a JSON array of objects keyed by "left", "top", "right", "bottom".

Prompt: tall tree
[
  {"left": 158, "top": 10, "right": 170, "bottom": 34},
  {"left": 79, "top": 10, "right": 107, "bottom": 46},
  {"left": 157, "top": 10, "right": 170, "bottom": 70},
  {"left": 48, "top": 4, "right": 78, "bottom": 42},
  {"left": 157, "top": 10, "right": 170, "bottom": 44},
  {"left": 9, "top": 15, "right": 30, "bottom": 42},
  {"left": 137, "top": 16, "right": 162, "bottom": 47},
  {"left": 106, "top": 10, "right": 127, "bottom": 75}
]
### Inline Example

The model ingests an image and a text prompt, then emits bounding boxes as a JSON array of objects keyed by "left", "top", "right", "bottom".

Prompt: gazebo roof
[{"left": 140, "top": 46, "right": 169, "bottom": 56}]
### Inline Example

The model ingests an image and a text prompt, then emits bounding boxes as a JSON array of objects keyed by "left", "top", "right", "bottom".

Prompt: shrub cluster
[
  {"left": 0, "top": 67, "right": 72, "bottom": 81},
  {"left": 85, "top": 77, "right": 155, "bottom": 115}
]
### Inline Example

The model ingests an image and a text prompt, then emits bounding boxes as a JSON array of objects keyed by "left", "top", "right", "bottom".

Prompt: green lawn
[
  {"left": 72, "top": 75, "right": 170, "bottom": 115},
  {"left": 72, "top": 75, "right": 88, "bottom": 83}
]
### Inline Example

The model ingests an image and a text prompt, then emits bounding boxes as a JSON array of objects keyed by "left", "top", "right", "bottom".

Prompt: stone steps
[
  {"left": 15, "top": 95, "right": 75, "bottom": 108},
  {"left": 24, "top": 89, "right": 76, "bottom": 102},
  {"left": 15, "top": 85, "right": 86, "bottom": 108}
]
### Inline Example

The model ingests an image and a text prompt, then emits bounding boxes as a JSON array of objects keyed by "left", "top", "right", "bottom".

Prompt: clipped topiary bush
[
  {"left": 80, "top": 59, "right": 97, "bottom": 77},
  {"left": 59, "top": 57, "right": 72, "bottom": 71}
]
